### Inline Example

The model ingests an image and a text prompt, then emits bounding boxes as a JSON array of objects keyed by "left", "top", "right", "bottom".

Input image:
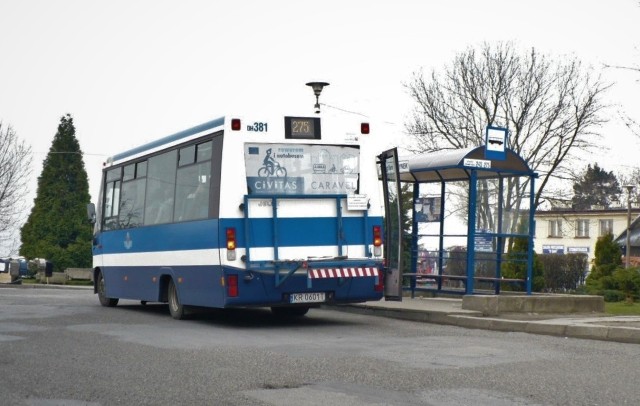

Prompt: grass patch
[{"left": 605, "top": 301, "right": 640, "bottom": 316}]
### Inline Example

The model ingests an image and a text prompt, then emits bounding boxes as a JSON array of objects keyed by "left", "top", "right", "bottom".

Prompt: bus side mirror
[{"left": 87, "top": 203, "right": 96, "bottom": 224}]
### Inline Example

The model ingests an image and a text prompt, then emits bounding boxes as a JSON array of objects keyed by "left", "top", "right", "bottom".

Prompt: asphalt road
[{"left": 1, "top": 287, "right": 639, "bottom": 406}]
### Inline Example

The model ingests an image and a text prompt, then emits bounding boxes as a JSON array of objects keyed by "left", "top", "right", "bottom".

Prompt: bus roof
[{"left": 107, "top": 116, "right": 225, "bottom": 165}]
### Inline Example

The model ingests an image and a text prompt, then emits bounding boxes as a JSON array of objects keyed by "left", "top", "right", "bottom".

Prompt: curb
[
  {"left": 328, "top": 304, "right": 640, "bottom": 344},
  {"left": 0, "top": 283, "right": 93, "bottom": 290}
]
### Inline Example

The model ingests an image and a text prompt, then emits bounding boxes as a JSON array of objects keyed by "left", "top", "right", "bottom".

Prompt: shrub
[
  {"left": 538, "top": 253, "right": 588, "bottom": 292},
  {"left": 602, "top": 289, "right": 626, "bottom": 303},
  {"left": 612, "top": 267, "right": 640, "bottom": 301},
  {"left": 586, "top": 234, "right": 622, "bottom": 294},
  {"left": 502, "top": 232, "right": 544, "bottom": 292}
]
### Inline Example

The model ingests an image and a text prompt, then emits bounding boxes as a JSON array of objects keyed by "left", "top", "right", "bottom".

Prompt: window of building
[
  {"left": 548, "top": 219, "right": 562, "bottom": 237},
  {"left": 599, "top": 219, "right": 613, "bottom": 236},
  {"left": 575, "top": 219, "right": 589, "bottom": 238}
]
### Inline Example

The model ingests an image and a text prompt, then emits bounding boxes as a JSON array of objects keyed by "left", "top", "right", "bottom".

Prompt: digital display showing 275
[{"left": 284, "top": 117, "right": 321, "bottom": 139}]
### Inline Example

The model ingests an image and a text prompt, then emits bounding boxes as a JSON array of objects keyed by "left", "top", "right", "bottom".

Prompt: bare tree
[
  {"left": 617, "top": 168, "right": 640, "bottom": 206},
  {"left": 0, "top": 123, "right": 32, "bottom": 254},
  {"left": 605, "top": 50, "right": 640, "bottom": 138},
  {"left": 405, "top": 42, "right": 610, "bottom": 235}
]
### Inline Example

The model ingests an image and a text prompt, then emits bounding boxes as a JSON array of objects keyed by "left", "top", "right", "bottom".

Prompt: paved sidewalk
[{"left": 327, "top": 297, "right": 640, "bottom": 344}]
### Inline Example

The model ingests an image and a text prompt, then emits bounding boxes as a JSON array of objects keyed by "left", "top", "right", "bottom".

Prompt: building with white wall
[{"left": 534, "top": 207, "right": 640, "bottom": 265}]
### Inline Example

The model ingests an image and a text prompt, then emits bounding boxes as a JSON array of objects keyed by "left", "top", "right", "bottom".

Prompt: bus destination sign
[{"left": 284, "top": 116, "right": 321, "bottom": 140}]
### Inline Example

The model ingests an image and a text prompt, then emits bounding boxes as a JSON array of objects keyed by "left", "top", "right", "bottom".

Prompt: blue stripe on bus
[
  {"left": 111, "top": 117, "right": 225, "bottom": 162},
  {"left": 222, "top": 217, "right": 383, "bottom": 248},
  {"left": 99, "top": 220, "right": 219, "bottom": 254},
  {"left": 97, "top": 216, "right": 383, "bottom": 254}
]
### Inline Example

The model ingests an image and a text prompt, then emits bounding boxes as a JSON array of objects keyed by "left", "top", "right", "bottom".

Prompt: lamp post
[
  {"left": 306, "top": 82, "right": 329, "bottom": 113},
  {"left": 623, "top": 185, "right": 635, "bottom": 268}
]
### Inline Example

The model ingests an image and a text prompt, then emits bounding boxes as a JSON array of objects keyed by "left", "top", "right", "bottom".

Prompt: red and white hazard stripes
[{"left": 308, "top": 267, "right": 379, "bottom": 279}]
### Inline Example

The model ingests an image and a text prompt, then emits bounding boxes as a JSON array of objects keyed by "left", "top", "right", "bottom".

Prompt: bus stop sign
[{"left": 485, "top": 126, "right": 507, "bottom": 161}]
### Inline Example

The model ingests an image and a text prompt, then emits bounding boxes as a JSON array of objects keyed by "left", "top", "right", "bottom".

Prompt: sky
[{"left": 0, "top": 0, "right": 639, "bottom": 254}]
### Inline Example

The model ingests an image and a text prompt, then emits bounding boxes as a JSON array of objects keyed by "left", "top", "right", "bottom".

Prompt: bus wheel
[
  {"left": 167, "top": 279, "right": 187, "bottom": 320},
  {"left": 141, "top": 301, "right": 147, "bottom": 306},
  {"left": 97, "top": 271, "right": 118, "bottom": 307},
  {"left": 271, "top": 306, "right": 309, "bottom": 317}
]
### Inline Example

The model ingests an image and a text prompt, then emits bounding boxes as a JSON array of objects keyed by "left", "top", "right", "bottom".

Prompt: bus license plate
[{"left": 290, "top": 292, "right": 325, "bottom": 304}]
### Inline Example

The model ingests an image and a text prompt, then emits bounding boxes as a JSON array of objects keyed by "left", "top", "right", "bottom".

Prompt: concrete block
[
  {"left": 65, "top": 268, "right": 93, "bottom": 281},
  {"left": 0, "top": 273, "right": 12, "bottom": 284},
  {"left": 461, "top": 295, "right": 499, "bottom": 316},
  {"left": 462, "top": 294, "right": 604, "bottom": 315},
  {"left": 36, "top": 272, "right": 67, "bottom": 284}
]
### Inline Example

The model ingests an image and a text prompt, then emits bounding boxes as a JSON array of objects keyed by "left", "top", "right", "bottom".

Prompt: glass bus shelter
[{"left": 379, "top": 146, "right": 538, "bottom": 297}]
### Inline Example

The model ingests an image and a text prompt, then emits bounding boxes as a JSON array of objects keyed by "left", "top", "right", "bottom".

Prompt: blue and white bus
[{"left": 88, "top": 113, "right": 390, "bottom": 318}]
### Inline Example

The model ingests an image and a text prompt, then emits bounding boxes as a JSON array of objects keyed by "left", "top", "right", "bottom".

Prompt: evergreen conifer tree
[
  {"left": 585, "top": 233, "right": 623, "bottom": 294},
  {"left": 20, "top": 114, "right": 92, "bottom": 272},
  {"left": 572, "top": 163, "right": 621, "bottom": 210}
]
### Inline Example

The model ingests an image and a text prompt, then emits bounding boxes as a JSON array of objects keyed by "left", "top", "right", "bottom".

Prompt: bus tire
[
  {"left": 168, "top": 279, "right": 187, "bottom": 320},
  {"left": 271, "top": 306, "right": 309, "bottom": 317},
  {"left": 97, "top": 271, "right": 118, "bottom": 307}
]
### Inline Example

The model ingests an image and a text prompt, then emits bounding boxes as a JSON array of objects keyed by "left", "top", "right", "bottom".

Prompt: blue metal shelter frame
[{"left": 399, "top": 146, "right": 537, "bottom": 295}]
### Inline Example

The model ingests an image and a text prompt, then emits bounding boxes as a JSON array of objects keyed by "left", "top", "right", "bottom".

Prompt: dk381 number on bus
[{"left": 247, "top": 122, "right": 268, "bottom": 132}]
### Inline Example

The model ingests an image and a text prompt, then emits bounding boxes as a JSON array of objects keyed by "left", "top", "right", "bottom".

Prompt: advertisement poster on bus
[{"left": 244, "top": 143, "right": 360, "bottom": 195}]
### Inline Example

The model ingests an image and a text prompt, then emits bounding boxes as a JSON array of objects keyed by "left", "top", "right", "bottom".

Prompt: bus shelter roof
[{"left": 399, "top": 146, "right": 535, "bottom": 183}]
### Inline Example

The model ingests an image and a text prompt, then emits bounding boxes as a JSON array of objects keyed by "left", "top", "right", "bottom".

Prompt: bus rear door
[
  {"left": 379, "top": 148, "right": 403, "bottom": 301},
  {"left": 240, "top": 142, "right": 383, "bottom": 289}
]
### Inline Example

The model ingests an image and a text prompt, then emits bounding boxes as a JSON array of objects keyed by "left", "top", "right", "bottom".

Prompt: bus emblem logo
[{"left": 124, "top": 232, "right": 133, "bottom": 250}]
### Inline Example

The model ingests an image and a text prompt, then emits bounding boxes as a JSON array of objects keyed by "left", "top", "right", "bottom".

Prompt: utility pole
[{"left": 624, "top": 185, "right": 635, "bottom": 268}]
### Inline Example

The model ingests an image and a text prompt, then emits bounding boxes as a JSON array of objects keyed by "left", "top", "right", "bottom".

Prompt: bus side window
[
  {"left": 144, "top": 187, "right": 174, "bottom": 225},
  {"left": 175, "top": 162, "right": 211, "bottom": 221},
  {"left": 144, "top": 150, "right": 177, "bottom": 226},
  {"left": 103, "top": 168, "right": 122, "bottom": 230},
  {"left": 119, "top": 178, "right": 146, "bottom": 228}
]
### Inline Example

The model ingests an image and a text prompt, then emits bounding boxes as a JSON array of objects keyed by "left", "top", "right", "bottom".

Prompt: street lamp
[
  {"left": 623, "top": 184, "right": 635, "bottom": 268},
  {"left": 306, "top": 81, "right": 329, "bottom": 113}
]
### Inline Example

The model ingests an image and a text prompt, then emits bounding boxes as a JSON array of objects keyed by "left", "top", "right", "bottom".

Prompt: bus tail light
[
  {"left": 226, "top": 227, "right": 237, "bottom": 260},
  {"left": 227, "top": 274, "right": 238, "bottom": 297},
  {"left": 373, "top": 225, "right": 382, "bottom": 257},
  {"left": 231, "top": 118, "right": 241, "bottom": 131},
  {"left": 361, "top": 123, "right": 370, "bottom": 134}
]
